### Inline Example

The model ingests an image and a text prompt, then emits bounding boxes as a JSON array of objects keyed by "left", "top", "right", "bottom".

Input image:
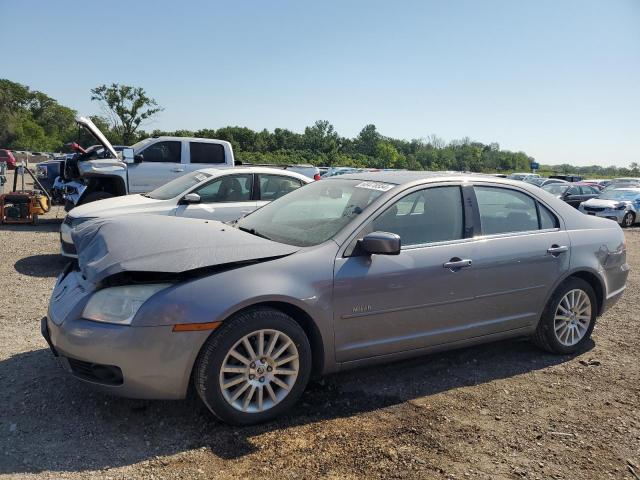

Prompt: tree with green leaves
[{"left": 90, "top": 83, "right": 163, "bottom": 145}]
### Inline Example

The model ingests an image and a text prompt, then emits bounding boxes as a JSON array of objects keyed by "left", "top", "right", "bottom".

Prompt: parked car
[
  {"left": 582, "top": 179, "right": 610, "bottom": 189},
  {"left": 0, "top": 149, "right": 17, "bottom": 170},
  {"left": 43, "top": 172, "right": 628, "bottom": 424},
  {"left": 59, "top": 166, "right": 311, "bottom": 257},
  {"left": 524, "top": 177, "right": 567, "bottom": 187},
  {"left": 601, "top": 178, "right": 640, "bottom": 192},
  {"left": 541, "top": 182, "right": 600, "bottom": 208},
  {"left": 579, "top": 188, "right": 640, "bottom": 227},
  {"left": 550, "top": 174, "right": 583, "bottom": 182}
]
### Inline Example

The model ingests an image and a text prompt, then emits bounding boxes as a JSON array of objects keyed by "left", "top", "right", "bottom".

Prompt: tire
[
  {"left": 532, "top": 277, "right": 597, "bottom": 354},
  {"left": 194, "top": 307, "right": 312, "bottom": 425},
  {"left": 78, "top": 191, "right": 114, "bottom": 205},
  {"left": 621, "top": 212, "right": 635, "bottom": 228}
]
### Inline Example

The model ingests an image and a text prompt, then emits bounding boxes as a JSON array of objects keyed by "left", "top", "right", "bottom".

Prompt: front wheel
[
  {"left": 622, "top": 211, "right": 635, "bottom": 228},
  {"left": 194, "top": 308, "right": 312, "bottom": 425},
  {"left": 532, "top": 277, "right": 597, "bottom": 354}
]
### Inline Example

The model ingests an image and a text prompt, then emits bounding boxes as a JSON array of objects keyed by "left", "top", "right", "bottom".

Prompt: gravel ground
[{"left": 0, "top": 181, "right": 638, "bottom": 479}]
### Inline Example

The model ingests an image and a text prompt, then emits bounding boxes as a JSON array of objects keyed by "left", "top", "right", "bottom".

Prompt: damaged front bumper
[{"left": 43, "top": 268, "right": 211, "bottom": 400}]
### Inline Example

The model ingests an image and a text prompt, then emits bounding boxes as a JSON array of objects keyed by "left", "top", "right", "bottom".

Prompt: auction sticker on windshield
[
  {"left": 194, "top": 173, "right": 208, "bottom": 182},
  {"left": 355, "top": 181, "right": 395, "bottom": 192}
]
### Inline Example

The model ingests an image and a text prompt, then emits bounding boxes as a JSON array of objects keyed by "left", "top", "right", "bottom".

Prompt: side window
[
  {"left": 194, "top": 174, "right": 252, "bottom": 203},
  {"left": 539, "top": 203, "right": 559, "bottom": 229},
  {"left": 190, "top": 142, "right": 226, "bottom": 164},
  {"left": 140, "top": 141, "right": 182, "bottom": 163},
  {"left": 259, "top": 175, "right": 304, "bottom": 201},
  {"left": 566, "top": 186, "right": 580, "bottom": 196},
  {"left": 580, "top": 186, "right": 597, "bottom": 195},
  {"left": 475, "top": 186, "right": 539, "bottom": 235},
  {"left": 369, "top": 186, "right": 464, "bottom": 246}
]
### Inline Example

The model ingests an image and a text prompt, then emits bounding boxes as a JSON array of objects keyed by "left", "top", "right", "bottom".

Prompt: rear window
[
  {"left": 190, "top": 142, "right": 226, "bottom": 164},
  {"left": 0, "top": 150, "right": 8, "bottom": 158}
]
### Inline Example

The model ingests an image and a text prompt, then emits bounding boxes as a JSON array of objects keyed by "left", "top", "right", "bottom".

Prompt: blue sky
[{"left": 1, "top": 0, "right": 639, "bottom": 166}]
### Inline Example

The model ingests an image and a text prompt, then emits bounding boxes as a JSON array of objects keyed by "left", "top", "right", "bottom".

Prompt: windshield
[
  {"left": 236, "top": 179, "right": 395, "bottom": 247},
  {"left": 542, "top": 184, "right": 569, "bottom": 195},
  {"left": 598, "top": 189, "right": 640, "bottom": 201},
  {"left": 130, "top": 138, "right": 154, "bottom": 151},
  {"left": 146, "top": 171, "right": 212, "bottom": 200}
]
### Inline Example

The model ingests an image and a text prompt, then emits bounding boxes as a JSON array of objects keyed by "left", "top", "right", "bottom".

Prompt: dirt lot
[{"left": 0, "top": 192, "right": 638, "bottom": 479}]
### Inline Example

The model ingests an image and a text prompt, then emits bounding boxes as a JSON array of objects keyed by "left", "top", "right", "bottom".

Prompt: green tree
[{"left": 90, "top": 83, "right": 163, "bottom": 144}]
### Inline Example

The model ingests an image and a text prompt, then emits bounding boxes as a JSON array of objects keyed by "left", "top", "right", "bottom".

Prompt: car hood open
[
  {"left": 72, "top": 215, "right": 300, "bottom": 284},
  {"left": 76, "top": 116, "right": 118, "bottom": 159}
]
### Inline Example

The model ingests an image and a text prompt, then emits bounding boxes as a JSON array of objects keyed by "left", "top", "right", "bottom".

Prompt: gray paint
[
  {"left": 47, "top": 173, "right": 629, "bottom": 400},
  {"left": 72, "top": 215, "right": 299, "bottom": 283}
]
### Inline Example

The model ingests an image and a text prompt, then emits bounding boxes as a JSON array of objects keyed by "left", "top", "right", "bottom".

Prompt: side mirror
[
  {"left": 358, "top": 231, "right": 401, "bottom": 256},
  {"left": 182, "top": 193, "right": 201, "bottom": 204},
  {"left": 121, "top": 148, "right": 134, "bottom": 163},
  {"left": 134, "top": 154, "right": 144, "bottom": 163}
]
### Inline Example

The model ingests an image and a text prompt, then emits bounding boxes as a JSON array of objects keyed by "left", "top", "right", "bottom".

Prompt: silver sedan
[{"left": 43, "top": 172, "right": 629, "bottom": 424}]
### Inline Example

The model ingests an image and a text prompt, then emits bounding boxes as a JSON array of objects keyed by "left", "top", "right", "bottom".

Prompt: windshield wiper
[{"left": 237, "top": 225, "right": 272, "bottom": 240}]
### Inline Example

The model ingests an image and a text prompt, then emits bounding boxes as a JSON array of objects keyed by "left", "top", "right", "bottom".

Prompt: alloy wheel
[
  {"left": 553, "top": 289, "right": 592, "bottom": 346},
  {"left": 219, "top": 329, "right": 299, "bottom": 413}
]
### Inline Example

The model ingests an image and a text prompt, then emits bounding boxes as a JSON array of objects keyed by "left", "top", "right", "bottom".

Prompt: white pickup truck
[{"left": 61, "top": 117, "right": 319, "bottom": 209}]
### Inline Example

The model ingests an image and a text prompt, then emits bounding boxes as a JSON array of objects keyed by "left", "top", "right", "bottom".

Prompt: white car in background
[{"left": 60, "top": 167, "right": 311, "bottom": 257}]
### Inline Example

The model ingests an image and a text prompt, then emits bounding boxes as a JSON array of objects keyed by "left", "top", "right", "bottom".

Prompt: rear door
[
  {"left": 469, "top": 184, "right": 570, "bottom": 331},
  {"left": 580, "top": 185, "right": 600, "bottom": 202},
  {"left": 183, "top": 141, "right": 227, "bottom": 173},
  {"left": 128, "top": 140, "right": 185, "bottom": 192},
  {"left": 333, "top": 183, "right": 478, "bottom": 362},
  {"left": 176, "top": 173, "right": 256, "bottom": 222},
  {"left": 256, "top": 173, "right": 306, "bottom": 208}
]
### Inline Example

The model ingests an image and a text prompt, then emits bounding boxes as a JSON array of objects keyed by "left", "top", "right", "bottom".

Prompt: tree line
[{"left": 1, "top": 79, "right": 637, "bottom": 176}]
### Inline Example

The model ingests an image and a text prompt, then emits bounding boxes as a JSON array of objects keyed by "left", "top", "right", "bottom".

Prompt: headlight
[
  {"left": 82, "top": 284, "right": 171, "bottom": 325},
  {"left": 615, "top": 203, "right": 627, "bottom": 210}
]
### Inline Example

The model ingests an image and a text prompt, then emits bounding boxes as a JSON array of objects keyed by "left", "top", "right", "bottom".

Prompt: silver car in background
[
  {"left": 579, "top": 188, "right": 640, "bottom": 227},
  {"left": 59, "top": 167, "right": 311, "bottom": 257},
  {"left": 43, "top": 172, "right": 628, "bottom": 425}
]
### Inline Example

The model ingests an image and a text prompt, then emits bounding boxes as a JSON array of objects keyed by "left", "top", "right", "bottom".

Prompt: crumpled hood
[{"left": 72, "top": 215, "right": 300, "bottom": 284}]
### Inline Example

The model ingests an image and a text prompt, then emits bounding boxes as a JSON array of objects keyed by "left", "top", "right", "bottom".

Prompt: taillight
[{"left": 314, "top": 173, "right": 321, "bottom": 181}]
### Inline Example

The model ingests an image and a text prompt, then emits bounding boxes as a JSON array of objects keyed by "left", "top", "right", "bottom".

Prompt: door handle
[
  {"left": 443, "top": 258, "right": 472, "bottom": 271},
  {"left": 547, "top": 245, "right": 568, "bottom": 256},
  {"left": 171, "top": 168, "right": 185, "bottom": 173}
]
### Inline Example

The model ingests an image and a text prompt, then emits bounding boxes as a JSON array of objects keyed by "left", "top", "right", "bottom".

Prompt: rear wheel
[
  {"left": 532, "top": 277, "right": 597, "bottom": 354},
  {"left": 622, "top": 211, "right": 635, "bottom": 228},
  {"left": 194, "top": 308, "right": 312, "bottom": 425}
]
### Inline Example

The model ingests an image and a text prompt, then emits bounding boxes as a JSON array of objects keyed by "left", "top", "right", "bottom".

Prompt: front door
[
  {"left": 128, "top": 140, "right": 185, "bottom": 193},
  {"left": 176, "top": 173, "right": 256, "bottom": 222},
  {"left": 333, "top": 184, "right": 477, "bottom": 362}
]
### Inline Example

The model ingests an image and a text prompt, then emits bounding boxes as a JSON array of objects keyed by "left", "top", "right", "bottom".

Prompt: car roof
[
  {"left": 330, "top": 170, "right": 510, "bottom": 186},
  {"left": 194, "top": 166, "right": 312, "bottom": 182}
]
